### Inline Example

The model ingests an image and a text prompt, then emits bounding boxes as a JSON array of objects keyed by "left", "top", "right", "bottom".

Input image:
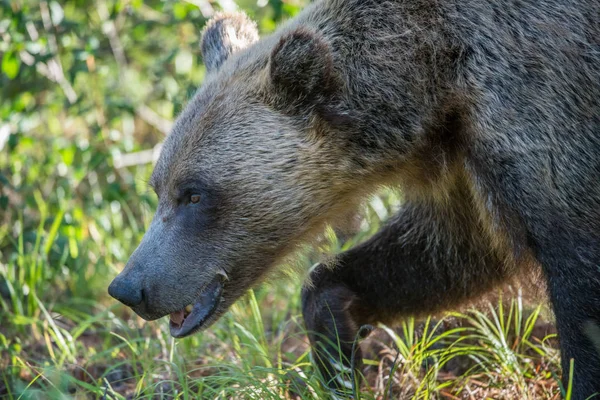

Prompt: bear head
[{"left": 108, "top": 12, "right": 375, "bottom": 337}]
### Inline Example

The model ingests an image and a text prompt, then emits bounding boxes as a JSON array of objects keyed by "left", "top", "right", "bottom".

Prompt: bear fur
[{"left": 109, "top": 1, "right": 600, "bottom": 398}]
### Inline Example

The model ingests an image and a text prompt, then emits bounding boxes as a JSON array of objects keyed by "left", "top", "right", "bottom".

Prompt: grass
[{"left": 0, "top": 189, "right": 569, "bottom": 399}]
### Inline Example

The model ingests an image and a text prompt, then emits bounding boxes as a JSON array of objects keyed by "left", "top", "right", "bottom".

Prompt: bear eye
[{"left": 189, "top": 194, "right": 201, "bottom": 204}]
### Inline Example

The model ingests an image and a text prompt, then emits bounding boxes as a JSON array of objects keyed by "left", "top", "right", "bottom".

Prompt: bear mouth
[{"left": 168, "top": 273, "right": 225, "bottom": 338}]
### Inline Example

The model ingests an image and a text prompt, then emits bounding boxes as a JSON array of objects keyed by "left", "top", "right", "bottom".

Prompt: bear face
[{"left": 108, "top": 13, "right": 375, "bottom": 338}]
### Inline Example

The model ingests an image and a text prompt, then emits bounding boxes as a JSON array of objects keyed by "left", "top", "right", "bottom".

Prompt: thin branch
[
  {"left": 97, "top": 0, "right": 172, "bottom": 138},
  {"left": 183, "top": 0, "right": 215, "bottom": 18},
  {"left": 0, "top": 124, "right": 10, "bottom": 151},
  {"left": 136, "top": 104, "right": 173, "bottom": 136},
  {"left": 39, "top": 1, "right": 77, "bottom": 103},
  {"left": 216, "top": 0, "right": 238, "bottom": 12},
  {"left": 113, "top": 144, "right": 163, "bottom": 169},
  {"left": 97, "top": 1, "right": 127, "bottom": 67}
]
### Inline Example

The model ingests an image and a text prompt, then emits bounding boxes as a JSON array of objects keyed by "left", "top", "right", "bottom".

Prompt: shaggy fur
[{"left": 109, "top": 1, "right": 600, "bottom": 398}]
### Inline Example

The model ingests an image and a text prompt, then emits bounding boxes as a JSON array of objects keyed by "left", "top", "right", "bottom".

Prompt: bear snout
[
  {"left": 108, "top": 273, "right": 144, "bottom": 308},
  {"left": 108, "top": 274, "right": 168, "bottom": 321}
]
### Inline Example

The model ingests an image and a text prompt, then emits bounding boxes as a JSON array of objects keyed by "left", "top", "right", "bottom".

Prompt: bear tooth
[
  {"left": 185, "top": 304, "right": 193, "bottom": 314},
  {"left": 217, "top": 269, "right": 229, "bottom": 281}
]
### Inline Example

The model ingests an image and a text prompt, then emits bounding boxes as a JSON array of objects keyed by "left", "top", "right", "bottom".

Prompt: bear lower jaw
[{"left": 168, "top": 275, "right": 224, "bottom": 338}]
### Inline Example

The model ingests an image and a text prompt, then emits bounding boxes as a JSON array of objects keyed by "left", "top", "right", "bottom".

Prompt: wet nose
[{"left": 108, "top": 274, "right": 143, "bottom": 307}]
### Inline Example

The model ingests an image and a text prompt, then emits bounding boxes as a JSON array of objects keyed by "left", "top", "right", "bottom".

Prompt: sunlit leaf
[{"left": 2, "top": 50, "right": 20, "bottom": 79}]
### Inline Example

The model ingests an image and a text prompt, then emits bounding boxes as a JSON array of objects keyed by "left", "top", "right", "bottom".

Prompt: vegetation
[{"left": 1, "top": 1, "right": 567, "bottom": 398}]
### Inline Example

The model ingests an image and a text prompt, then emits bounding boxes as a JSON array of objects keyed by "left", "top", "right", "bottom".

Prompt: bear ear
[
  {"left": 269, "top": 28, "right": 337, "bottom": 107},
  {"left": 201, "top": 12, "right": 259, "bottom": 73}
]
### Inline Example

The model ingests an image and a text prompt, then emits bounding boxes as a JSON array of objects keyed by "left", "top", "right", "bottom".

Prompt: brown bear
[{"left": 108, "top": 1, "right": 600, "bottom": 398}]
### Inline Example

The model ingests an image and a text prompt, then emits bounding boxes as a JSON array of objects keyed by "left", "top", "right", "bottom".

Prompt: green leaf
[
  {"left": 173, "top": 3, "right": 189, "bottom": 20},
  {"left": 0, "top": 172, "right": 10, "bottom": 187},
  {"left": 0, "top": 195, "right": 8, "bottom": 210},
  {"left": 2, "top": 51, "right": 20, "bottom": 79},
  {"left": 60, "top": 146, "right": 75, "bottom": 166}
]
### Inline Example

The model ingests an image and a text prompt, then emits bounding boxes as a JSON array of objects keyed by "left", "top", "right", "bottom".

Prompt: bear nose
[{"left": 108, "top": 275, "right": 143, "bottom": 307}]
